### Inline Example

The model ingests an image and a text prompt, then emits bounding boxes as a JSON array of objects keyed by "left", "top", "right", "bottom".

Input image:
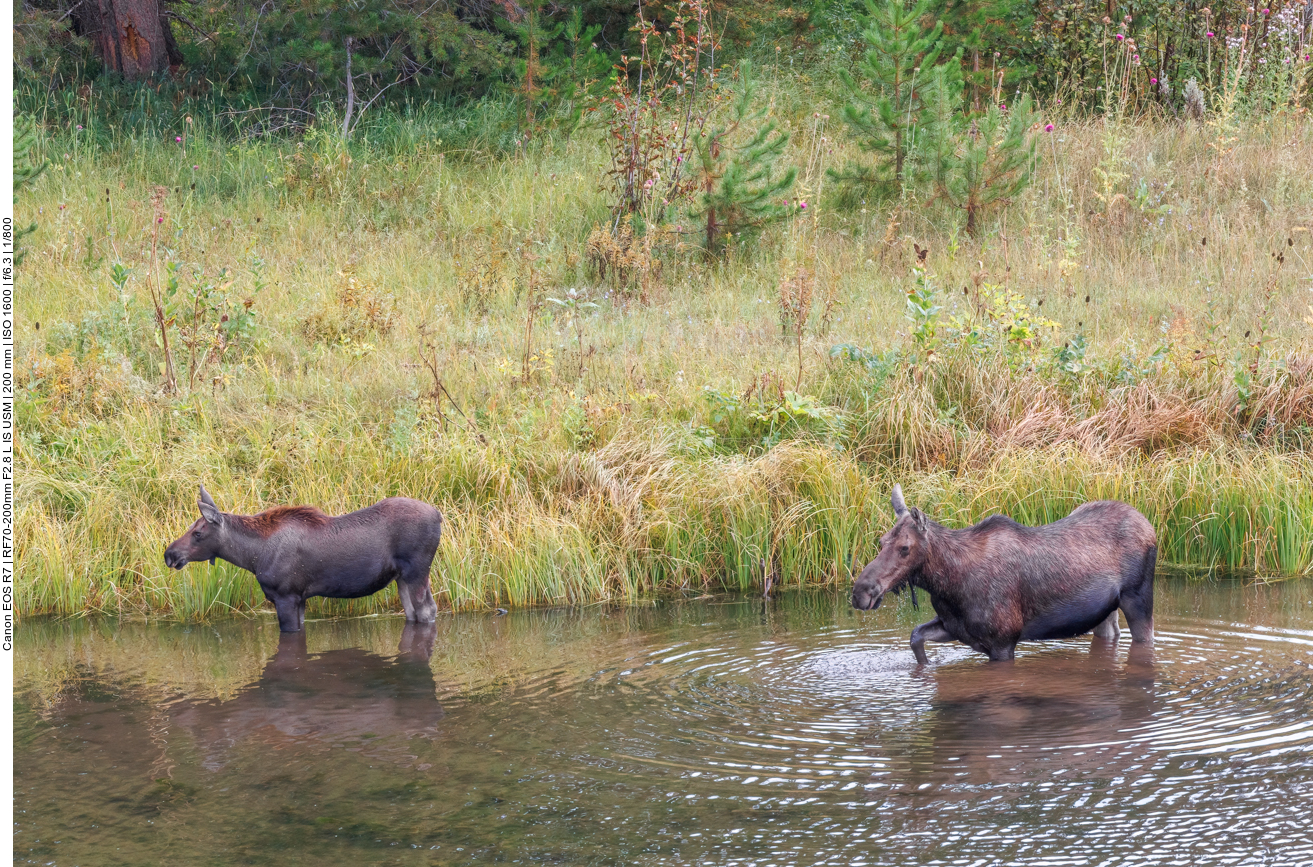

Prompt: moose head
[
  {"left": 851, "top": 484, "right": 929, "bottom": 611},
  {"left": 164, "top": 485, "right": 224, "bottom": 569}
]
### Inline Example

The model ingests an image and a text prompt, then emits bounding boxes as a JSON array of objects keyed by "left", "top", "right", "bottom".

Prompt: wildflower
[
  {"left": 192, "top": 165, "right": 198, "bottom": 170},
  {"left": 157, "top": 217, "right": 164, "bottom": 224},
  {"left": 799, "top": 201, "right": 808, "bottom": 209},
  {"left": 1116, "top": 33, "right": 1125, "bottom": 41},
  {"left": 1151, "top": 77, "right": 1159, "bottom": 84},
  {"left": 76, "top": 124, "right": 83, "bottom": 130},
  {"left": 1045, "top": 123, "right": 1055, "bottom": 132},
  {"left": 1134, "top": 54, "right": 1140, "bottom": 62},
  {"left": 1262, "top": 7, "right": 1269, "bottom": 14},
  {"left": 175, "top": 136, "right": 182, "bottom": 142},
  {"left": 1207, "top": 31, "right": 1215, "bottom": 37}
]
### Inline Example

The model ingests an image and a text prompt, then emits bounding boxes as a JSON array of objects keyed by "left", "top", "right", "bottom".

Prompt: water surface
[{"left": 15, "top": 577, "right": 1313, "bottom": 865}]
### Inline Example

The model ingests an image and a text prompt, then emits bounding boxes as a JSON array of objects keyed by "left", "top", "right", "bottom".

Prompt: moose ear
[
  {"left": 198, "top": 484, "right": 222, "bottom": 525},
  {"left": 911, "top": 508, "right": 928, "bottom": 535},
  {"left": 890, "top": 484, "right": 908, "bottom": 517}
]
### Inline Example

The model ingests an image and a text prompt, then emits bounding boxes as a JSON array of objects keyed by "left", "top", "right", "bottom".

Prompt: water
[{"left": 14, "top": 576, "right": 1313, "bottom": 865}]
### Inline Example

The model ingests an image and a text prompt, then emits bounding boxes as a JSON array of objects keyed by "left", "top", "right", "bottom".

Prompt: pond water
[{"left": 14, "top": 576, "right": 1313, "bottom": 866}]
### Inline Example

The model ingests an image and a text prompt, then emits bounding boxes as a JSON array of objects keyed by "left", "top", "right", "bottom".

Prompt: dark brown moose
[
  {"left": 164, "top": 485, "right": 443, "bottom": 632},
  {"left": 851, "top": 485, "right": 1156, "bottom": 663}
]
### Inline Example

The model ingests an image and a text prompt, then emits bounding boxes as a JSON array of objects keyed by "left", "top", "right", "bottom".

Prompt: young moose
[
  {"left": 851, "top": 485, "right": 1156, "bottom": 663},
  {"left": 164, "top": 486, "right": 443, "bottom": 632}
]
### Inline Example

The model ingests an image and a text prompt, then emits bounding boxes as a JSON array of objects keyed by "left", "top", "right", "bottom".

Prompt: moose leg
[
  {"left": 272, "top": 595, "right": 303, "bottom": 633},
  {"left": 399, "top": 556, "right": 439, "bottom": 623},
  {"left": 396, "top": 580, "right": 417, "bottom": 621},
  {"left": 1121, "top": 594, "right": 1154, "bottom": 644},
  {"left": 910, "top": 618, "right": 954, "bottom": 665},
  {"left": 400, "top": 580, "right": 438, "bottom": 623},
  {"left": 1092, "top": 609, "right": 1121, "bottom": 641},
  {"left": 1121, "top": 545, "right": 1157, "bottom": 644}
]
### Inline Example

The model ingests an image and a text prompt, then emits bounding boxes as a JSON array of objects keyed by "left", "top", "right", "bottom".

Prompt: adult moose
[
  {"left": 165, "top": 486, "right": 443, "bottom": 632},
  {"left": 851, "top": 485, "right": 1156, "bottom": 663}
]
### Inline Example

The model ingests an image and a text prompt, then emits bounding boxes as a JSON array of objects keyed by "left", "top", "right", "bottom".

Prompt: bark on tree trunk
[{"left": 74, "top": 0, "right": 175, "bottom": 78}]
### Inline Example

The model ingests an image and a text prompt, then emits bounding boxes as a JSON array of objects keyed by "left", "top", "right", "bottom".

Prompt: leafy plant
[
  {"left": 701, "top": 380, "right": 841, "bottom": 450},
  {"left": 547, "top": 288, "right": 599, "bottom": 378},
  {"left": 165, "top": 262, "right": 263, "bottom": 394},
  {"left": 905, "top": 266, "right": 943, "bottom": 353},
  {"left": 1052, "top": 332, "right": 1089, "bottom": 375},
  {"left": 778, "top": 266, "right": 815, "bottom": 387},
  {"left": 301, "top": 267, "right": 398, "bottom": 345},
  {"left": 595, "top": 0, "right": 719, "bottom": 238}
]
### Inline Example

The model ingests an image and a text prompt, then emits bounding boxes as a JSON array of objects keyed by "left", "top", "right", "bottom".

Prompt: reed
[{"left": 16, "top": 422, "right": 1313, "bottom": 619}]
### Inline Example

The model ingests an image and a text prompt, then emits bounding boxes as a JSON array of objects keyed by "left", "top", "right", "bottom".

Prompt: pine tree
[
  {"left": 930, "top": 0, "right": 1036, "bottom": 113},
  {"left": 502, "top": 6, "right": 610, "bottom": 134},
  {"left": 920, "top": 64, "right": 1036, "bottom": 237},
  {"left": 690, "top": 61, "right": 798, "bottom": 256},
  {"left": 831, "top": 0, "right": 945, "bottom": 200},
  {"left": 13, "top": 115, "right": 48, "bottom": 268}
]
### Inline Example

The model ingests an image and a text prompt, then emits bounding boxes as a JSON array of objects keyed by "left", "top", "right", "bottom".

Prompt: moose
[
  {"left": 165, "top": 486, "right": 443, "bottom": 632},
  {"left": 851, "top": 485, "right": 1157, "bottom": 663}
]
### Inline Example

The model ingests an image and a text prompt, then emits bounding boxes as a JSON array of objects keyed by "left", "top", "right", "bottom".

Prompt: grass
[{"left": 14, "top": 77, "right": 1313, "bottom": 620}]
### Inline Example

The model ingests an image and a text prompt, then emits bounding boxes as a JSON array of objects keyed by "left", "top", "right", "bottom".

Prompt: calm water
[{"left": 14, "top": 577, "right": 1313, "bottom": 866}]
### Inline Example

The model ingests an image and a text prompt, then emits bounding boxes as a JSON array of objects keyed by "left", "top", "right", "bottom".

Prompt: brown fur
[{"left": 232, "top": 505, "right": 331, "bottom": 538}]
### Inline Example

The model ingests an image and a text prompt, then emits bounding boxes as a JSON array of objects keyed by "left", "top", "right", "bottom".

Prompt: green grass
[{"left": 15, "top": 79, "right": 1313, "bottom": 619}]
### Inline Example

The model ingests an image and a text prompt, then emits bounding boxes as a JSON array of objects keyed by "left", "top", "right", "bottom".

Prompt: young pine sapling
[
  {"left": 831, "top": 0, "right": 945, "bottom": 200},
  {"left": 690, "top": 60, "right": 798, "bottom": 257}
]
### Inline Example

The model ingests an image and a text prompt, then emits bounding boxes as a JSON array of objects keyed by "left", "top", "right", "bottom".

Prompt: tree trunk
[{"left": 74, "top": 0, "right": 175, "bottom": 78}]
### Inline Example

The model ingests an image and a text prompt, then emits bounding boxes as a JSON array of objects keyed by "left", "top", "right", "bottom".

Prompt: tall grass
[
  {"left": 17, "top": 422, "right": 1313, "bottom": 618},
  {"left": 14, "top": 77, "right": 1313, "bottom": 620}
]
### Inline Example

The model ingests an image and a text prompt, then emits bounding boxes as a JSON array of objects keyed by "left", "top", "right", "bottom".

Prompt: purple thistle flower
[
  {"left": 1045, "top": 123, "right": 1055, "bottom": 132},
  {"left": 175, "top": 136, "right": 182, "bottom": 142}
]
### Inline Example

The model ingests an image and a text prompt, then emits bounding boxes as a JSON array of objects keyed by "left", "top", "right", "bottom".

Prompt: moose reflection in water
[
  {"left": 852, "top": 484, "right": 1158, "bottom": 663},
  {"left": 907, "top": 640, "right": 1157, "bottom": 783},
  {"left": 172, "top": 622, "right": 444, "bottom": 772},
  {"left": 164, "top": 485, "right": 444, "bottom": 632}
]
